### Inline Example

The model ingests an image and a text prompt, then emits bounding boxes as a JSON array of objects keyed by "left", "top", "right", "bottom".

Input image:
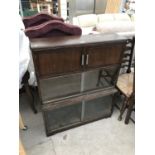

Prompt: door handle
[
  {"left": 81, "top": 54, "right": 85, "bottom": 66},
  {"left": 86, "top": 54, "right": 89, "bottom": 65}
]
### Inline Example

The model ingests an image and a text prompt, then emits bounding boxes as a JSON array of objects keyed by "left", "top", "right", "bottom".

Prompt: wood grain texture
[
  {"left": 42, "top": 87, "right": 117, "bottom": 111},
  {"left": 19, "top": 113, "right": 25, "bottom": 130},
  {"left": 105, "top": 0, "right": 122, "bottom": 13},
  {"left": 19, "top": 139, "right": 26, "bottom": 155},
  {"left": 86, "top": 44, "right": 124, "bottom": 68},
  {"left": 30, "top": 34, "right": 127, "bottom": 51},
  {"left": 31, "top": 34, "right": 127, "bottom": 78},
  {"left": 37, "top": 47, "right": 83, "bottom": 77}
]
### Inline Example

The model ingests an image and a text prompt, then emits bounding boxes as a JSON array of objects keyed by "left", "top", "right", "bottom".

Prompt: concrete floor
[{"left": 20, "top": 93, "right": 135, "bottom": 155}]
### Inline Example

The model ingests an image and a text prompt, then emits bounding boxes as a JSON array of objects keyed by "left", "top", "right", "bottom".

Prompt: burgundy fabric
[
  {"left": 25, "top": 20, "right": 82, "bottom": 38},
  {"left": 23, "top": 13, "right": 64, "bottom": 28}
]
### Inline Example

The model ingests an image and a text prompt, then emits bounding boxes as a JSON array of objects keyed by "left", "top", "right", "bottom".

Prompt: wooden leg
[
  {"left": 118, "top": 97, "right": 128, "bottom": 121},
  {"left": 125, "top": 100, "right": 135, "bottom": 124},
  {"left": 19, "top": 139, "right": 26, "bottom": 155},
  {"left": 19, "top": 113, "right": 28, "bottom": 130},
  {"left": 24, "top": 84, "right": 37, "bottom": 113}
]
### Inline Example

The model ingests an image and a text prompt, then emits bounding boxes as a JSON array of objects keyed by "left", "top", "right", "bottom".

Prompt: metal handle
[
  {"left": 81, "top": 54, "right": 84, "bottom": 66},
  {"left": 86, "top": 54, "right": 89, "bottom": 65}
]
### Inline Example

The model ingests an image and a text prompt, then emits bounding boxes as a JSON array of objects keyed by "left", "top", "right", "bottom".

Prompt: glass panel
[
  {"left": 83, "top": 66, "right": 118, "bottom": 91},
  {"left": 40, "top": 73, "right": 81, "bottom": 102},
  {"left": 84, "top": 95, "right": 112, "bottom": 121},
  {"left": 44, "top": 95, "right": 113, "bottom": 132},
  {"left": 45, "top": 103, "right": 81, "bottom": 131},
  {"left": 39, "top": 66, "right": 118, "bottom": 102}
]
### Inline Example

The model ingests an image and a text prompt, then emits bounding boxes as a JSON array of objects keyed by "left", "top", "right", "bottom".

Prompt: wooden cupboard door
[
  {"left": 36, "top": 47, "right": 83, "bottom": 77},
  {"left": 86, "top": 43, "right": 124, "bottom": 68}
]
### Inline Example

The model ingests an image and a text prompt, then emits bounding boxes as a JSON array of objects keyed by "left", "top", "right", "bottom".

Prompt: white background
[{"left": 0, "top": 0, "right": 155, "bottom": 154}]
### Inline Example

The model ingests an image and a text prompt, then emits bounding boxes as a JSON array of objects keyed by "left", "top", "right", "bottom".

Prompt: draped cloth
[{"left": 19, "top": 15, "right": 36, "bottom": 88}]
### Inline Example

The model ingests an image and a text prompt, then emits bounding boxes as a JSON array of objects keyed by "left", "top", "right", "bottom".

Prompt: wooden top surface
[{"left": 30, "top": 33, "right": 128, "bottom": 51}]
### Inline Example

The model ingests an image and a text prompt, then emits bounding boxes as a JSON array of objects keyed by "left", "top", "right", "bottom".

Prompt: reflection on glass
[
  {"left": 45, "top": 103, "right": 81, "bottom": 131},
  {"left": 84, "top": 95, "right": 112, "bottom": 120},
  {"left": 39, "top": 67, "right": 118, "bottom": 102},
  {"left": 40, "top": 73, "right": 81, "bottom": 102},
  {"left": 44, "top": 95, "right": 113, "bottom": 132}
]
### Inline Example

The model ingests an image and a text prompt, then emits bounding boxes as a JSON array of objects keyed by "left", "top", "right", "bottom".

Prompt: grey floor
[{"left": 20, "top": 93, "right": 135, "bottom": 155}]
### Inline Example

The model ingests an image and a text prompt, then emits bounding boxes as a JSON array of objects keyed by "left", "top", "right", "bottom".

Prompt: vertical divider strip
[{"left": 81, "top": 48, "right": 86, "bottom": 121}]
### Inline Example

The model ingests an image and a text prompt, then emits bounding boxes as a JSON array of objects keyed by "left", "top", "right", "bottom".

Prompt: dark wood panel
[
  {"left": 44, "top": 113, "right": 112, "bottom": 136},
  {"left": 42, "top": 87, "right": 117, "bottom": 111},
  {"left": 37, "top": 47, "right": 83, "bottom": 77},
  {"left": 30, "top": 34, "right": 127, "bottom": 51},
  {"left": 86, "top": 44, "right": 124, "bottom": 68}
]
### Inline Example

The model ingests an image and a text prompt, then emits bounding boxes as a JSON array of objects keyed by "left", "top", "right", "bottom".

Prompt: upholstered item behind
[
  {"left": 72, "top": 13, "right": 134, "bottom": 36},
  {"left": 130, "top": 14, "right": 135, "bottom": 21},
  {"left": 96, "top": 21, "right": 134, "bottom": 34},
  {"left": 77, "top": 14, "right": 98, "bottom": 27},
  {"left": 113, "top": 13, "right": 131, "bottom": 21},
  {"left": 25, "top": 20, "right": 82, "bottom": 38},
  {"left": 23, "top": 13, "right": 64, "bottom": 28},
  {"left": 97, "top": 14, "right": 114, "bottom": 23}
]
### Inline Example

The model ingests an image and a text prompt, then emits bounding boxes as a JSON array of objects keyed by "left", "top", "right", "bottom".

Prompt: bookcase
[{"left": 30, "top": 34, "right": 128, "bottom": 136}]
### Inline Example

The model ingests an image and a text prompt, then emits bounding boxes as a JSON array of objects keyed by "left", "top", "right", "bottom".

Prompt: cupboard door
[
  {"left": 85, "top": 43, "right": 124, "bottom": 68},
  {"left": 44, "top": 102, "right": 82, "bottom": 135},
  {"left": 84, "top": 95, "right": 113, "bottom": 121},
  {"left": 40, "top": 73, "right": 81, "bottom": 102},
  {"left": 36, "top": 47, "right": 83, "bottom": 77}
]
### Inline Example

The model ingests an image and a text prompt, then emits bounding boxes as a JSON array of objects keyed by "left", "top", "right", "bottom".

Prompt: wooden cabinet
[{"left": 30, "top": 34, "right": 128, "bottom": 136}]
